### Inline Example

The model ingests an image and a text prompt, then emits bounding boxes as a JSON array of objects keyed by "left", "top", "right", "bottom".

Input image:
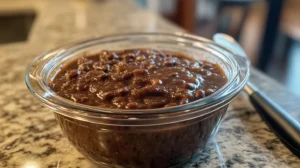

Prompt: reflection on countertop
[{"left": 0, "top": 0, "right": 299, "bottom": 168}]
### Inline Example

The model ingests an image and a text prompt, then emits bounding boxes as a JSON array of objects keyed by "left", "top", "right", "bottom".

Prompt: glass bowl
[{"left": 25, "top": 32, "right": 249, "bottom": 168}]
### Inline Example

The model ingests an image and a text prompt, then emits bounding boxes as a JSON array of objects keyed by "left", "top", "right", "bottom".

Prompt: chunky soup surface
[{"left": 49, "top": 49, "right": 228, "bottom": 109}]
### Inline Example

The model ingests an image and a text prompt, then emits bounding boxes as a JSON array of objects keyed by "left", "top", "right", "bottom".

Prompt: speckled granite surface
[{"left": 0, "top": 0, "right": 299, "bottom": 168}]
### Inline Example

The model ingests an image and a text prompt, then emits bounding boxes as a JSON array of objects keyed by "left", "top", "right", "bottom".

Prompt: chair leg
[
  {"left": 282, "top": 35, "right": 293, "bottom": 64},
  {"left": 257, "top": 0, "right": 284, "bottom": 71},
  {"left": 236, "top": 5, "right": 250, "bottom": 41},
  {"left": 177, "top": 0, "right": 196, "bottom": 33}
]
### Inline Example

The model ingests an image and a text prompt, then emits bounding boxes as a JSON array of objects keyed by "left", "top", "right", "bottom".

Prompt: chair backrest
[{"left": 281, "top": 0, "right": 300, "bottom": 40}]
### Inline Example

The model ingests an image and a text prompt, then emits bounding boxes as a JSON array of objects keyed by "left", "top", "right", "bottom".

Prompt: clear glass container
[{"left": 25, "top": 32, "right": 249, "bottom": 168}]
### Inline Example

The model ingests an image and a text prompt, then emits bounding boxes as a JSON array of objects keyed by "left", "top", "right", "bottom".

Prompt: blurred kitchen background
[
  {"left": 137, "top": 0, "right": 300, "bottom": 96},
  {"left": 1, "top": 0, "right": 299, "bottom": 96}
]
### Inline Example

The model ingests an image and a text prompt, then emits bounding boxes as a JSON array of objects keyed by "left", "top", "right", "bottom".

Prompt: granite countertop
[{"left": 0, "top": 0, "right": 299, "bottom": 167}]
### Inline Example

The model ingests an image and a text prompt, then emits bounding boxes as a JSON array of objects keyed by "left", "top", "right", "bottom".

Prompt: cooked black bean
[
  {"left": 85, "top": 70, "right": 107, "bottom": 81},
  {"left": 189, "top": 78, "right": 200, "bottom": 85},
  {"left": 77, "top": 57, "right": 89, "bottom": 65},
  {"left": 203, "top": 63, "right": 212, "bottom": 69},
  {"left": 195, "top": 89, "right": 205, "bottom": 99},
  {"left": 126, "top": 102, "right": 138, "bottom": 109},
  {"left": 180, "top": 97, "right": 190, "bottom": 105},
  {"left": 123, "top": 53, "right": 135, "bottom": 62},
  {"left": 191, "top": 61, "right": 201, "bottom": 68},
  {"left": 169, "top": 72, "right": 179, "bottom": 78},
  {"left": 122, "top": 72, "right": 134, "bottom": 80},
  {"left": 65, "top": 70, "right": 81, "bottom": 80},
  {"left": 147, "top": 65, "right": 157, "bottom": 70},
  {"left": 78, "top": 62, "right": 92, "bottom": 71},
  {"left": 94, "top": 64, "right": 110, "bottom": 72},
  {"left": 132, "top": 85, "right": 167, "bottom": 98},
  {"left": 112, "top": 97, "right": 127, "bottom": 108},
  {"left": 173, "top": 79, "right": 186, "bottom": 84},
  {"left": 184, "top": 83, "right": 197, "bottom": 90},
  {"left": 133, "top": 78, "right": 149, "bottom": 87},
  {"left": 117, "top": 87, "right": 129, "bottom": 96},
  {"left": 205, "top": 88, "right": 215, "bottom": 96},
  {"left": 97, "top": 91, "right": 115, "bottom": 100},
  {"left": 133, "top": 69, "right": 148, "bottom": 76},
  {"left": 136, "top": 55, "right": 146, "bottom": 61},
  {"left": 152, "top": 79, "right": 162, "bottom": 85},
  {"left": 107, "top": 52, "right": 119, "bottom": 60},
  {"left": 164, "top": 58, "right": 177, "bottom": 66}
]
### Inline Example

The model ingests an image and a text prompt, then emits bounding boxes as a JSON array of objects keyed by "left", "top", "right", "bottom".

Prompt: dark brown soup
[{"left": 49, "top": 49, "right": 227, "bottom": 109}]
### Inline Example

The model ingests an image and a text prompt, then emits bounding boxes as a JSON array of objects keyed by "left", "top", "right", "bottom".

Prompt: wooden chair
[
  {"left": 217, "top": 0, "right": 261, "bottom": 40},
  {"left": 280, "top": 0, "right": 300, "bottom": 57}
]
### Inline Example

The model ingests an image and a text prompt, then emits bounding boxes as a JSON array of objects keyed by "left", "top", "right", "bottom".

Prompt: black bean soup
[{"left": 49, "top": 49, "right": 228, "bottom": 109}]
